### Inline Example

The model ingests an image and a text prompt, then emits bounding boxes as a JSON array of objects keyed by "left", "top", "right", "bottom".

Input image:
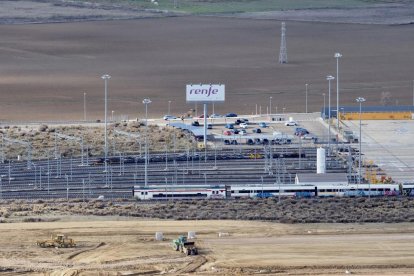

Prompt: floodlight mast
[
  {"left": 326, "top": 75, "right": 335, "bottom": 153},
  {"left": 334, "top": 52, "right": 342, "bottom": 132},
  {"left": 356, "top": 97, "right": 366, "bottom": 188},
  {"left": 143, "top": 98, "right": 152, "bottom": 187},
  {"left": 101, "top": 74, "right": 111, "bottom": 174}
]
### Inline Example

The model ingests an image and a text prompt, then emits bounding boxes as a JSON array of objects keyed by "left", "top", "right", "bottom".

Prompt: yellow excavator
[{"left": 37, "top": 234, "right": 76, "bottom": 248}]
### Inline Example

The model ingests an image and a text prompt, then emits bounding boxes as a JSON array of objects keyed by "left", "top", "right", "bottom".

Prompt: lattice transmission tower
[{"left": 279, "top": 22, "right": 288, "bottom": 64}]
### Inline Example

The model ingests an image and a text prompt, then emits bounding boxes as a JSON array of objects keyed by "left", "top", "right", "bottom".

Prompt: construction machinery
[
  {"left": 172, "top": 235, "right": 198, "bottom": 255},
  {"left": 36, "top": 234, "right": 76, "bottom": 248}
]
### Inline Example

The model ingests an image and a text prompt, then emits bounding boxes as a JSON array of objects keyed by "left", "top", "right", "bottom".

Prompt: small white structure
[
  {"left": 316, "top": 147, "right": 326, "bottom": 174},
  {"left": 295, "top": 173, "right": 349, "bottom": 186},
  {"left": 188, "top": 231, "right": 196, "bottom": 239},
  {"left": 155, "top": 232, "right": 164, "bottom": 241}
]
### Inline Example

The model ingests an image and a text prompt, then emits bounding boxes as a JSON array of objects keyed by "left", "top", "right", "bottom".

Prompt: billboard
[{"left": 186, "top": 84, "right": 225, "bottom": 103}]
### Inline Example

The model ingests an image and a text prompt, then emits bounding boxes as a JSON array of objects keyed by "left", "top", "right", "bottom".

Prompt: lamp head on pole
[
  {"left": 326, "top": 75, "right": 335, "bottom": 81},
  {"left": 334, "top": 52, "right": 342, "bottom": 58},
  {"left": 101, "top": 74, "right": 111, "bottom": 80},
  {"left": 143, "top": 98, "right": 152, "bottom": 105},
  {"left": 356, "top": 97, "right": 366, "bottom": 103}
]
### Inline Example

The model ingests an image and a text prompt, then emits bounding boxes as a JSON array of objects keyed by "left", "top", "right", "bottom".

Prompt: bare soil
[
  {"left": 0, "top": 216, "right": 414, "bottom": 275},
  {"left": 0, "top": 2, "right": 413, "bottom": 121}
]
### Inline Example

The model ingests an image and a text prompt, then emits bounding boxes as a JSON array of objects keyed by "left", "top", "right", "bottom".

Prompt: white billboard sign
[{"left": 186, "top": 84, "right": 225, "bottom": 103}]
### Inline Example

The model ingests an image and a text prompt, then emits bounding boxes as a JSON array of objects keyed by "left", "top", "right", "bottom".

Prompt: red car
[{"left": 224, "top": 130, "right": 232, "bottom": 136}]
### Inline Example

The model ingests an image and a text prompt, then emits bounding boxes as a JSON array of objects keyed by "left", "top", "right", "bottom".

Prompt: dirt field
[
  {"left": 0, "top": 3, "right": 414, "bottom": 121},
  {"left": 0, "top": 217, "right": 414, "bottom": 275}
]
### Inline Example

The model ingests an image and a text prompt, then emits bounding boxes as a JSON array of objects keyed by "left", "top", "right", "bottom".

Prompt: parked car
[
  {"left": 258, "top": 122, "right": 268, "bottom": 128},
  {"left": 223, "top": 130, "right": 232, "bottom": 136},
  {"left": 285, "top": 120, "right": 298, "bottom": 126},
  {"left": 225, "top": 123, "right": 234, "bottom": 129},
  {"left": 163, "top": 115, "right": 177, "bottom": 120},
  {"left": 230, "top": 140, "right": 238, "bottom": 145},
  {"left": 207, "top": 124, "right": 213, "bottom": 129},
  {"left": 294, "top": 128, "right": 309, "bottom": 136},
  {"left": 191, "top": 121, "right": 200, "bottom": 127},
  {"left": 225, "top": 113, "right": 238, "bottom": 117},
  {"left": 301, "top": 134, "right": 316, "bottom": 140},
  {"left": 210, "top": 113, "right": 223, "bottom": 118},
  {"left": 262, "top": 138, "right": 269, "bottom": 145},
  {"left": 197, "top": 114, "right": 209, "bottom": 119},
  {"left": 235, "top": 119, "right": 242, "bottom": 125},
  {"left": 224, "top": 139, "right": 230, "bottom": 145},
  {"left": 254, "top": 138, "right": 262, "bottom": 145},
  {"left": 246, "top": 139, "right": 254, "bottom": 145},
  {"left": 252, "top": 128, "right": 262, "bottom": 133},
  {"left": 240, "top": 118, "right": 249, "bottom": 123},
  {"left": 232, "top": 129, "right": 240, "bottom": 134},
  {"left": 240, "top": 129, "right": 247, "bottom": 135},
  {"left": 239, "top": 123, "right": 248, "bottom": 129}
]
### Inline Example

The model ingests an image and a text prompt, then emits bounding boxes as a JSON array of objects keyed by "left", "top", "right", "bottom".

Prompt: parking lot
[
  {"left": 184, "top": 112, "right": 328, "bottom": 147},
  {"left": 345, "top": 120, "right": 414, "bottom": 183}
]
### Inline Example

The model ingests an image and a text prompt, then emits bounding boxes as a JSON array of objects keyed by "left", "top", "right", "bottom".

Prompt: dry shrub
[{"left": 39, "top": 125, "right": 48, "bottom": 132}]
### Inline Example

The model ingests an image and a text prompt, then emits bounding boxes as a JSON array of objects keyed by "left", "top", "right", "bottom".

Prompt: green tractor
[{"left": 172, "top": 235, "right": 198, "bottom": 255}]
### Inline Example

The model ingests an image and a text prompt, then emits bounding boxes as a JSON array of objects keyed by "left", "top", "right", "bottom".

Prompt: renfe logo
[
  {"left": 189, "top": 87, "right": 218, "bottom": 97},
  {"left": 186, "top": 84, "right": 225, "bottom": 102}
]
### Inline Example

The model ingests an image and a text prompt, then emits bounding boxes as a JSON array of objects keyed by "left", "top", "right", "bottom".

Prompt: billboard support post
[{"left": 204, "top": 103, "right": 207, "bottom": 147}]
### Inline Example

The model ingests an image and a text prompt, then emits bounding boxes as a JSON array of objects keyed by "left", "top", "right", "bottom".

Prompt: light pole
[
  {"left": 112, "top": 110, "right": 114, "bottom": 122},
  {"left": 282, "top": 107, "right": 286, "bottom": 114},
  {"left": 269, "top": 96, "right": 272, "bottom": 116},
  {"left": 168, "top": 100, "right": 171, "bottom": 115},
  {"left": 326, "top": 75, "right": 335, "bottom": 152},
  {"left": 65, "top": 174, "right": 69, "bottom": 201},
  {"left": 143, "top": 98, "right": 152, "bottom": 187},
  {"left": 305, "top": 84, "right": 308, "bottom": 113},
  {"left": 356, "top": 97, "right": 366, "bottom": 188},
  {"left": 101, "top": 74, "right": 111, "bottom": 175},
  {"left": 335, "top": 53, "right": 342, "bottom": 131},
  {"left": 322, "top": 93, "right": 326, "bottom": 118},
  {"left": 83, "top": 92, "right": 87, "bottom": 121}
]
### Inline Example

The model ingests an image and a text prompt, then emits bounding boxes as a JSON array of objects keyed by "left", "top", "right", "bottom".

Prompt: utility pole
[{"left": 279, "top": 22, "right": 288, "bottom": 64}]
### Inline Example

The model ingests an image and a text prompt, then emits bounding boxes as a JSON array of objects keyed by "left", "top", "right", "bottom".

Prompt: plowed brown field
[{"left": 0, "top": 16, "right": 413, "bottom": 121}]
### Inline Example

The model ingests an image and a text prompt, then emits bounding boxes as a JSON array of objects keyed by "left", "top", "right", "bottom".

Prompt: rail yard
[{"left": 1, "top": 0, "right": 414, "bottom": 275}]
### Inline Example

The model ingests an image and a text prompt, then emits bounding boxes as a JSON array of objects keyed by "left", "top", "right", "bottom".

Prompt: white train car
[
  {"left": 133, "top": 185, "right": 227, "bottom": 200},
  {"left": 317, "top": 184, "right": 400, "bottom": 197},
  {"left": 402, "top": 183, "right": 414, "bottom": 196},
  {"left": 230, "top": 184, "right": 316, "bottom": 199}
]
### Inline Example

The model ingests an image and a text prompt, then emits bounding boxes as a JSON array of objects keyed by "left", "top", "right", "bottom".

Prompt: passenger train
[{"left": 133, "top": 183, "right": 414, "bottom": 200}]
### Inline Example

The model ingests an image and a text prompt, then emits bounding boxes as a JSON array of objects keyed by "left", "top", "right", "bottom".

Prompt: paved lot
[{"left": 346, "top": 119, "right": 414, "bottom": 183}]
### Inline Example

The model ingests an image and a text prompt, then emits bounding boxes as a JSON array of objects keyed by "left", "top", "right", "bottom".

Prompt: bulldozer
[
  {"left": 36, "top": 234, "right": 76, "bottom": 248},
  {"left": 172, "top": 235, "right": 198, "bottom": 255}
]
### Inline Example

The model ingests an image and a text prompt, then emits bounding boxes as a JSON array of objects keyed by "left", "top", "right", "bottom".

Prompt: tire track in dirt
[
  {"left": 174, "top": 255, "right": 207, "bottom": 275},
  {"left": 66, "top": 242, "right": 106, "bottom": 260}
]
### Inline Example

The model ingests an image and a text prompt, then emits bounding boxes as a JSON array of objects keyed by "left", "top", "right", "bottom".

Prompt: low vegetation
[
  {"left": 0, "top": 123, "right": 194, "bottom": 161},
  {"left": 1, "top": 197, "right": 414, "bottom": 223}
]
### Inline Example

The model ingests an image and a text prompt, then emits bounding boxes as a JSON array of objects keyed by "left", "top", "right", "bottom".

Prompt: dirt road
[{"left": 0, "top": 218, "right": 414, "bottom": 275}]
